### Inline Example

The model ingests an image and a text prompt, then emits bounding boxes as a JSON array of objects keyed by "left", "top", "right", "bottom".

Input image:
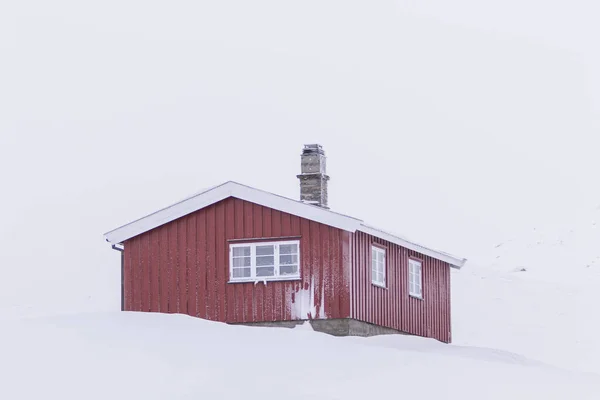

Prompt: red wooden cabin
[{"left": 104, "top": 144, "right": 465, "bottom": 343}]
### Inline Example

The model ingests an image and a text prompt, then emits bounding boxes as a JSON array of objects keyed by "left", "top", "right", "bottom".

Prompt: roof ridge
[{"left": 103, "top": 181, "right": 466, "bottom": 268}]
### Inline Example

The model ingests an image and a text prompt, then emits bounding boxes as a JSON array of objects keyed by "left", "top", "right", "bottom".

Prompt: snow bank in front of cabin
[{"left": 1, "top": 312, "right": 598, "bottom": 400}]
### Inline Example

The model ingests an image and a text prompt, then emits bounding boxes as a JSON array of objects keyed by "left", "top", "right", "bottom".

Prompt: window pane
[
  {"left": 256, "top": 255, "right": 274, "bottom": 266},
  {"left": 279, "top": 244, "right": 298, "bottom": 255},
  {"left": 232, "top": 246, "right": 250, "bottom": 257},
  {"left": 232, "top": 257, "right": 251, "bottom": 267},
  {"left": 280, "top": 265, "right": 298, "bottom": 276},
  {"left": 256, "top": 266, "right": 275, "bottom": 277},
  {"left": 279, "top": 254, "right": 298, "bottom": 265},
  {"left": 232, "top": 268, "right": 251, "bottom": 278},
  {"left": 256, "top": 245, "right": 274, "bottom": 256}
]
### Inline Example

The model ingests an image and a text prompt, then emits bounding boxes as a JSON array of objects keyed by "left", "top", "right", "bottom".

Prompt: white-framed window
[
  {"left": 229, "top": 240, "right": 300, "bottom": 282},
  {"left": 371, "top": 245, "right": 386, "bottom": 287},
  {"left": 408, "top": 259, "right": 423, "bottom": 298}
]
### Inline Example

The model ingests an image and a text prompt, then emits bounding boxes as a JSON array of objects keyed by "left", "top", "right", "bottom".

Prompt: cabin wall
[
  {"left": 122, "top": 197, "right": 351, "bottom": 323},
  {"left": 350, "top": 231, "right": 452, "bottom": 343}
]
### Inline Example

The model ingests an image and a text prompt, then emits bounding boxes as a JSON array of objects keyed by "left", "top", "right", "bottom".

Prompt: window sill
[
  {"left": 372, "top": 282, "right": 387, "bottom": 290},
  {"left": 409, "top": 294, "right": 424, "bottom": 301},
  {"left": 228, "top": 277, "right": 301, "bottom": 284}
]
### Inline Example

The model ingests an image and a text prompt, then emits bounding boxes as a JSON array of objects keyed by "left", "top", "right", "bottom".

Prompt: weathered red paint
[
  {"left": 122, "top": 196, "right": 452, "bottom": 343},
  {"left": 123, "top": 197, "right": 350, "bottom": 323},
  {"left": 350, "top": 231, "right": 452, "bottom": 343}
]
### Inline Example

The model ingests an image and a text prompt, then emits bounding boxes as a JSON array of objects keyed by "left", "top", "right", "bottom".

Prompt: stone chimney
[{"left": 297, "top": 144, "right": 330, "bottom": 209}]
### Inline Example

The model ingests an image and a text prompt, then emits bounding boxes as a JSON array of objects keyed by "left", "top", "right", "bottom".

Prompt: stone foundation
[{"left": 228, "top": 318, "right": 407, "bottom": 337}]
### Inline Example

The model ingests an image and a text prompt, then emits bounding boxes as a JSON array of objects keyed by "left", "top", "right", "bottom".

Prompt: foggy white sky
[{"left": 2, "top": 1, "right": 599, "bottom": 314}]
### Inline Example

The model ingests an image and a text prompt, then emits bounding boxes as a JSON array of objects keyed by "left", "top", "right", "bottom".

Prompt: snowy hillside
[
  {"left": 1, "top": 312, "right": 599, "bottom": 400},
  {"left": 452, "top": 206, "right": 600, "bottom": 374}
]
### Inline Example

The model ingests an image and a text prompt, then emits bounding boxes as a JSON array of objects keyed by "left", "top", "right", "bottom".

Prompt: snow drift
[{"left": 1, "top": 312, "right": 598, "bottom": 399}]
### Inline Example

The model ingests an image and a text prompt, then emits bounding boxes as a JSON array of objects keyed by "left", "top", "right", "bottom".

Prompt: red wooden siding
[
  {"left": 123, "top": 197, "right": 351, "bottom": 323},
  {"left": 350, "top": 231, "right": 452, "bottom": 343}
]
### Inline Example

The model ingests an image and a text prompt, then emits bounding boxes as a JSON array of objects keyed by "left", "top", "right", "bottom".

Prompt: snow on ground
[
  {"left": 452, "top": 208, "right": 600, "bottom": 374},
  {"left": 1, "top": 312, "right": 599, "bottom": 400},
  {"left": 4, "top": 2, "right": 600, "bottom": 397},
  {"left": 453, "top": 267, "right": 600, "bottom": 374}
]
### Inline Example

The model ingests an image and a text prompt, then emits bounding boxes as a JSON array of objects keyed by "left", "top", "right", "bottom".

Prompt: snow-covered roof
[{"left": 104, "top": 181, "right": 466, "bottom": 268}]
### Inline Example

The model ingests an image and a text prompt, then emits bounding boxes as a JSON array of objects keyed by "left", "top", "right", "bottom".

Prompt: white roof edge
[
  {"left": 359, "top": 224, "right": 466, "bottom": 269},
  {"left": 104, "top": 181, "right": 466, "bottom": 269},
  {"left": 104, "top": 181, "right": 362, "bottom": 244}
]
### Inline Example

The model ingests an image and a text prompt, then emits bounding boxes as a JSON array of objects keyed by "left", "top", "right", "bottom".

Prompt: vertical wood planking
[
  {"left": 150, "top": 229, "right": 160, "bottom": 312},
  {"left": 131, "top": 237, "right": 141, "bottom": 311},
  {"left": 123, "top": 239, "right": 133, "bottom": 311},
  {"left": 178, "top": 218, "right": 187, "bottom": 315},
  {"left": 140, "top": 234, "right": 149, "bottom": 312},
  {"left": 350, "top": 232, "right": 453, "bottom": 343},
  {"left": 299, "top": 217, "right": 311, "bottom": 317},
  {"left": 224, "top": 199, "right": 236, "bottom": 322},
  {"left": 262, "top": 208, "right": 274, "bottom": 321},
  {"left": 271, "top": 210, "right": 283, "bottom": 320},
  {"left": 243, "top": 201, "right": 254, "bottom": 322},
  {"left": 354, "top": 233, "right": 359, "bottom": 320},
  {"left": 233, "top": 199, "right": 245, "bottom": 322},
  {"left": 187, "top": 214, "right": 197, "bottom": 317},
  {"left": 280, "top": 212, "right": 293, "bottom": 321},
  {"left": 389, "top": 246, "right": 395, "bottom": 329},
  {"left": 356, "top": 232, "right": 361, "bottom": 320},
  {"left": 329, "top": 228, "right": 339, "bottom": 318},
  {"left": 121, "top": 195, "right": 453, "bottom": 342},
  {"left": 321, "top": 223, "right": 331, "bottom": 318},
  {"left": 159, "top": 226, "right": 169, "bottom": 313},
  {"left": 252, "top": 203, "right": 264, "bottom": 321},
  {"left": 167, "top": 223, "right": 177, "bottom": 313},
  {"left": 206, "top": 206, "right": 217, "bottom": 320},
  {"left": 340, "top": 230, "right": 351, "bottom": 318},
  {"left": 215, "top": 202, "right": 226, "bottom": 322},
  {"left": 197, "top": 211, "right": 207, "bottom": 319},
  {"left": 309, "top": 221, "right": 321, "bottom": 318},
  {"left": 122, "top": 197, "right": 352, "bottom": 327}
]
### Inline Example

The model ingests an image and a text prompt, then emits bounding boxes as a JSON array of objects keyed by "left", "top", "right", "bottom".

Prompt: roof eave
[
  {"left": 103, "top": 181, "right": 467, "bottom": 269},
  {"left": 358, "top": 224, "right": 466, "bottom": 269}
]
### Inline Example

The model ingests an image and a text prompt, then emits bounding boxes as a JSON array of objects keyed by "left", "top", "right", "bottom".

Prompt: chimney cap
[{"left": 302, "top": 144, "right": 325, "bottom": 155}]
